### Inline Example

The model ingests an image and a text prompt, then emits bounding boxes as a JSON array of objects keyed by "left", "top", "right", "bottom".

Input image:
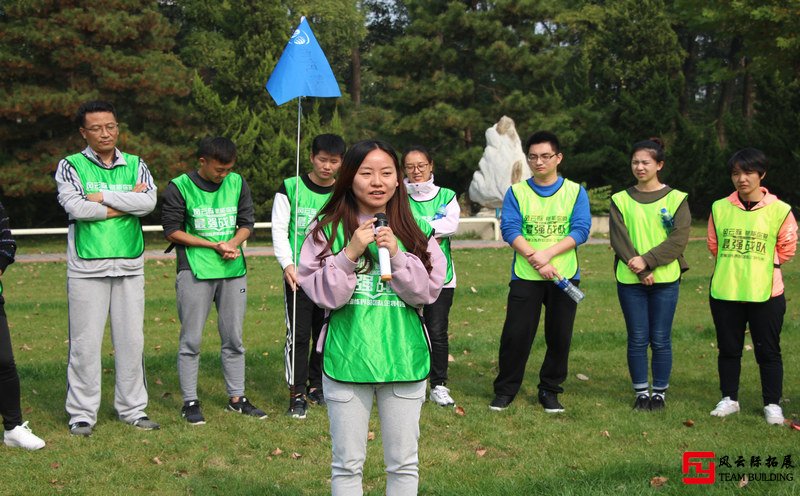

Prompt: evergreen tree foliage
[{"left": 0, "top": 0, "right": 194, "bottom": 225}]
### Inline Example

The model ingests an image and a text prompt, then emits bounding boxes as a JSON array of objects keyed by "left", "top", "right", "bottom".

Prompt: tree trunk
[
  {"left": 351, "top": 44, "right": 361, "bottom": 107},
  {"left": 715, "top": 36, "right": 742, "bottom": 149},
  {"left": 679, "top": 33, "right": 696, "bottom": 118},
  {"left": 741, "top": 56, "right": 755, "bottom": 126}
]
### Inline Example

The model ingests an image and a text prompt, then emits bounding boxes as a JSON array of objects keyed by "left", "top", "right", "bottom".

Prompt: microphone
[{"left": 374, "top": 213, "right": 392, "bottom": 282}]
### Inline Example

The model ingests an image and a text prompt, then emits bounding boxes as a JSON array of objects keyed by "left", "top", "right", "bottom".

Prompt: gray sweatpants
[
  {"left": 323, "top": 376, "right": 426, "bottom": 496},
  {"left": 176, "top": 270, "right": 247, "bottom": 401},
  {"left": 65, "top": 275, "right": 149, "bottom": 425}
]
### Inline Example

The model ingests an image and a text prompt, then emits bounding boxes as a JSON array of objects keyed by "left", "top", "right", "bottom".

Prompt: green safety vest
[
  {"left": 67, "top": 152, "right": 144, "bottom": 260},
  {"left": 171, "top": 173, "right": 246, "bottom": 280},
  {"left": 408, "top": 187, "right": 456, "bottom": 285},
  {"left": 511, "top": 179, "right": 580, "bottom": 280},
  {"left": 284, "top": 176, "right": 332, "bottom": 265},
  {"left": 710, "top": 198, "right": 791, "bottom": 302},
  {"left": 612, "top": 189, "right": 688, "bottom": 284},
  {"left": 322, "top": 221, "right": 431, "bottom": 384}
]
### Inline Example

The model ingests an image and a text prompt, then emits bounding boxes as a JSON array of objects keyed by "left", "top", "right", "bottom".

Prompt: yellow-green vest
[
  {"left": 67, "top": 152, "right": 144, "bottom": 260},
  {"left": 710, "top": 198, "right": 791, "bottom": 302},
  {"left": 171, "top": 173, "right": 246, "bottom": 280},
  {"left": 322, "top": 220, "right": 431, "bottom": 384},
  {"left": 612, "top": 189, "right": 688, "bottom": 284},
  {"left": 511, "top": 178, "right": 580, "bottom": 280}
]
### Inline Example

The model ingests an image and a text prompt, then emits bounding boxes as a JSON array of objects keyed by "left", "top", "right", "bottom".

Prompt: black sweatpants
[
  {"left": 424, "top": 288, "right": 454, "bottom": 387},
  {"left": 283, "top": 282, "right": 324, "bottom": 391},
  {"left": 493, "top": 279, "right": 578, "bottom": 397},
  {"left": 709, "top": 294, "right": 785, "bottom": 405},
  {"left": 0, "top": 300, "right": 22, "bottom": 430}
]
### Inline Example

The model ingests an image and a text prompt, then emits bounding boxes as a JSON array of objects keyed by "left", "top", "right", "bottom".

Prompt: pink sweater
[
  {"left": 707, "top": 188, "right": 798, "bottom": 296},
  {"left": 298, "top": 216, "right": 446, "bottom": 350}
]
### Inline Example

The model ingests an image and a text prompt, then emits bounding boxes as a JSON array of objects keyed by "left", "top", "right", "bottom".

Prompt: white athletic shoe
[
  {"left": 764, "top": 404, "right": 785, "bottom": 425},
  {"left": 710, "top": 397, "right": 740, "bottom": 417},
  {"left": 429, "top": 385, "right": 455, "bottom": 407},
  {"left": 4, "top": 422, "right": 46, "bottom": 450}
]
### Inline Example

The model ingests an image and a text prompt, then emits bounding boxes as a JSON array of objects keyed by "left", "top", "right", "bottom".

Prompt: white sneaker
[
  {"left": 710, "top": 397, "right": 740, "bottom": 417},
  {"left": 4, "top": 422, "right": 46, "bottom": 450},
  {"left": 429, "top": 385, "right": 455, "bottom": 407},
  {"left": 764, "top": 404, "right": 785, "bottom": 425}
]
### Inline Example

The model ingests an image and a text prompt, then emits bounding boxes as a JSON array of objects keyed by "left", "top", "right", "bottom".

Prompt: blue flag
[{"left": 266, "top": 17, "right": 341, "bottom": 106}]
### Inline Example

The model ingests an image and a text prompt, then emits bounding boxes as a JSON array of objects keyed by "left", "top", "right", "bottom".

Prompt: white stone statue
[{"left": 468, "top": 116, "right": 530, "bottom": 209}]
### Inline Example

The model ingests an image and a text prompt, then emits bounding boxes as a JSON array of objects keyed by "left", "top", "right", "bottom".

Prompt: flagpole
[{"left": 290, "top": 96, "right": 302, "bottom": 397}]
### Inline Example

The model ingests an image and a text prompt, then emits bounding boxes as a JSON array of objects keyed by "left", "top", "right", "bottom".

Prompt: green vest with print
[
  {"left": 284, "top": 176, "right": 332, "bottom": 266},
  {"left": 67, "top": 152, "right": 144, "bottom": 259},
  {"left": 408, "top": 187, "right": 456, "bottom": 285},
  {"left": 322, "top": 222, "right": 431, "bottom": 384},
  {"left": 612, "top": 189, "right": 688, "bottom": 284},
  {"left": 511, "top": 178, "right": 580, "bottom": 280},
  {"left": 172, "top": 173, "right": 246, "bottom": 280},
  {"left": 710, "top": 198, "right": 791, "bottom": 302}
]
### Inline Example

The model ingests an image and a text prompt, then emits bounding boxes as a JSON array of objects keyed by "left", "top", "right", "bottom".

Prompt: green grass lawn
[{"left": 1, "top": 241, "right": 798, "bottom": 495}]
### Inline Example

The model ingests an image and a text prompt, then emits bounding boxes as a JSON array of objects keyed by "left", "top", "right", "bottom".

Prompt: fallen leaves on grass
[
  {"left": 683, "top": 419, "right": 695, "bottom": 427},
  {"left": 475, "top": 447, "right": 487, "bottom": 457},
  {"left": 650, "top": 476, "right": 668, "bottom": 487},
  {"left": 175, "top": 470, "right": 189, "bottom": 478},
  {"left": 51, "top": 462, "right": 60, "bottom": 469},
  {"left": 738, "top": 475, "right": 749, "bottom": 488},
  {"left": 600, "top": 430, "right": 610, "bottom": 438},
  {"left": 367, "top": 431, "right": 375, "bottom": 441},
  {"left": 470, "top": 286, "right": 477, "bottom": 293},
  {"left": 271, "top": 448, "right": 283, "bottom": 456},
  {"left": 576, "top": 373, "right": 589, "bottom": 381},
  {"left": 152, "top": 457, "right": 163, "bottom": 465},
  {"left": 155, "top": 378, "right": 163, "bottom": 385},
  {"left": 448, "top": 354, "right": 455, "bottom": 362},
  {"left": 291, "top": 452, "right": 302, "bottom": 459},
  {"left": 455, "top": 406, "right": 466, "bottom": 416}
]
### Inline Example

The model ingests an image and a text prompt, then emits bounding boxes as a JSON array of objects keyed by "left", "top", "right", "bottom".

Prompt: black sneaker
[
  {"left": 286, "top": 394, "right": 308, "bottom": 419},
  {"left": 307, "top": 388, "right": 326, "bottom": 406},
  {"left": 69, "top": 421, "right": 93, "bottom": 437},
  {"left": 538, "top": 390, "right": 565, "bottom": 413},
  {"left": 489, "top": 395, "right": 513, "bottom": 411},
  {"left": 228, "top": 397, "right": 268, "bottom": 419},
  {"left": 181, "top": 400, "right": 206, "bottom": 425},
  {"left": 633, "top": 394, "right": 651, "bottom": 411},
  {"left": 650, "top": 394, "right": 666, "bottom": 411}
]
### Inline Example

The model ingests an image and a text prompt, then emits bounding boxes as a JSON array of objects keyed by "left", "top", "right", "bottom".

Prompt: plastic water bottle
[
  {"left": 659, "top": 208, "right": 674, "bottom": 233},
  {"left": 553, "top": 277, "right": 585, "bottom": 303}
]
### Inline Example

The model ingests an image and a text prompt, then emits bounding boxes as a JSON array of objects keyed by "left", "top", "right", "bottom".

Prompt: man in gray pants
[
  {"left": 161, "top": 137, "right": 267, "bottom": 424},
  {"left": 55, "top": 100, "right": 159, "bottom": 436}
]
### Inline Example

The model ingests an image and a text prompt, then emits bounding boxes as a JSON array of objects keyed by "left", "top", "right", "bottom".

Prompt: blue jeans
[{"left": 617, "top": 281, "right": 680, "bottom": 391}]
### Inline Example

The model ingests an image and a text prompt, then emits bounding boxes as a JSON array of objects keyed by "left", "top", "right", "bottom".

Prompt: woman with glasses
[
  {"left": 610, "top": 138, "right": 690, "bottom": 411},
  {"left": 402, "top": 146, "right": 460, "bottom": 407}
]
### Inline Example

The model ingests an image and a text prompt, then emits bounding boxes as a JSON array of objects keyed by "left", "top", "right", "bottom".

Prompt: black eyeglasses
[{"left": 526, "top": 153, "right": 558, "bottom": 163}]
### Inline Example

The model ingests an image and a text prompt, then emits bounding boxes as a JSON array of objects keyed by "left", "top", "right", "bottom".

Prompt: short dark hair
[
  {"left": 75, "top": 101, "right": 117, "bottom": 127},
  {"left": 312, "top": 134, "right": 346, "bottom": 157},
  {"left": 631, "top": 137, "right": 666, "bottom": 163},
  {"left": 727, "top": 148, "right": 767, "bottom": 176},
  {"left": 524, "top": 131, "right": 561, "bottom": 154},
  {"left": 197, "top": 136, "right": 237, "bottom": 164}
]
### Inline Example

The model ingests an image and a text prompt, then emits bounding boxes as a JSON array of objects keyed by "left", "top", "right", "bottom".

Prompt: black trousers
[
  {"left": 0, "top": 301, "right": 22, "bottom": 430},
  {"left": 493, "top": 279, "right": 578, "bottom": 397},
  {"left": 709, "top": 294, "right": 785, "bottom": 405},
  {"left": 424, "top": 288, "right": 454, "bottom": 387},
  {"left": 283, "top": 282, "right": 324, "bottom": 391}
]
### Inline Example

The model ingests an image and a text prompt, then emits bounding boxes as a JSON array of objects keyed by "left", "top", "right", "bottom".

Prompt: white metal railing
[{"left": 11, "top": 217, "right": 501, "bottom": 241}]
